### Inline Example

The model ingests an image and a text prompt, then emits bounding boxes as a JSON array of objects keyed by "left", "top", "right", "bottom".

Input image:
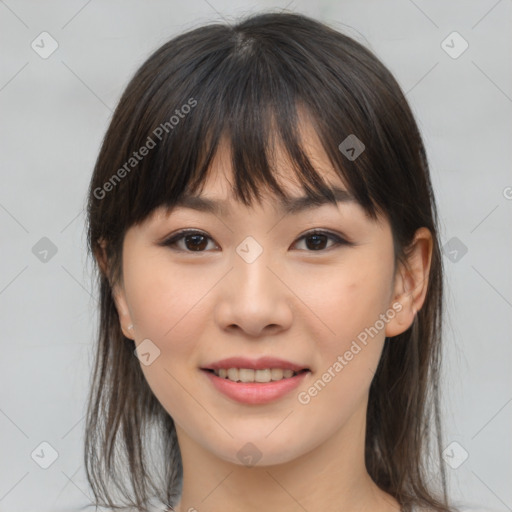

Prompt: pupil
[
  {"left": 186, "top": 235, "right": 207, "bottom": 251},
  {"left": 307, "top": 234, "right": 326, "bottom": 250}
]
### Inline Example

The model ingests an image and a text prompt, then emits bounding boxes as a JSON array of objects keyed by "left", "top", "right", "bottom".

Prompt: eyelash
[{"left": 160, "top": 229, "right": 352, "bottom": 254}]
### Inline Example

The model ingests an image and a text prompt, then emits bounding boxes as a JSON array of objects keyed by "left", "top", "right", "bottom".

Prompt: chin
[{"left": 204, "top": 434, "right": 307, "bottom": 468}]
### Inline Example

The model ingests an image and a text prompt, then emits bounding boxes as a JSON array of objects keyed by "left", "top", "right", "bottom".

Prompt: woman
[{"left": 85, "top": 11, "right": 455, "bottom": 512}]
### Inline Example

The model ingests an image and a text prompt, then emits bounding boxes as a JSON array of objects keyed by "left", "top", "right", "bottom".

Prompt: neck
[{"left": 171, "top": 401, "right": 400, "bottom": 512}]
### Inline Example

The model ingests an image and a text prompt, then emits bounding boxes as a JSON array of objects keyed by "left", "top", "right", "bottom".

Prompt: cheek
[
  {"left": 294, "top": 251, "right": 394, "bottom": 351},
  {"left": 123, "top": 253, "right": 209, "bottom": 342},
  {"left": 293, "top": 254, "right": 393, "bottom": 432},
  {"left": 121, "top": 257, "right": 210, "bottom": 414}
]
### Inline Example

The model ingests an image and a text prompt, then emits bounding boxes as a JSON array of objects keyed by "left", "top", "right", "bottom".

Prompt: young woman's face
[{"left": 112, "top": 124, "right": 416, "bottom": 468}]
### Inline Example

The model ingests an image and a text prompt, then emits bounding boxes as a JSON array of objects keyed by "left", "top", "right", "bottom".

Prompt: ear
[
  {"left": 385, "top": 227, "right": 433, "bottom": 338},
  {"left": 94, "top": 237, "right": 135, "bottom": 340},
  {"left": 94, "top": 237, "right": 110, "bottom": 278},
  {"left": 112, "top": 283, "right": 135, "bottom": 340}
]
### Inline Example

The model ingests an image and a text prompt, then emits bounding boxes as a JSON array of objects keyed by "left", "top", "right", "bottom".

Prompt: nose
[{"left": 214, "top": 247, "right": 293, "bottom": 338}]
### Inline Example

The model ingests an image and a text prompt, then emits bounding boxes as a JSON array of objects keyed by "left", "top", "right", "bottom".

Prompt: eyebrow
[{"left": 172, "top": 186, "right": 356, "bottom": 216}]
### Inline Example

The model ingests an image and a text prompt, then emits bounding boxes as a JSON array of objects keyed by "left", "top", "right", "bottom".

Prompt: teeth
[
  {"left": 213, "top": 367, "right": 302, "bottom": 382},
  {"left": 239, "top": 368, "right": 254, "bottom": 382},
  {"left": 255, "top": 369, "right": 271, "bottom": 382},
  {"left": 227, "top": 368, "right": 238, "bottom": 381}
]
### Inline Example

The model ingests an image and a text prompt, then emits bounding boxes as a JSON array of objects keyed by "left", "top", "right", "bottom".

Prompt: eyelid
[
  {"left": 157, "top": 229, "right": 218, "bottom": 252},
  {"left": 158, "top": 228, "right": 354, "bottom": 253}
]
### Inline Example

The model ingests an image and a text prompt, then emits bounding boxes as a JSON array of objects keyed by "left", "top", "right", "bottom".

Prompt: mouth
[
  {"left": 200, "top": 357, "right": 311, "bottom": 404},
  {"left": 201, "top": 367, "right": 310, "bottom": 383},
  {"left": 200, "top": 366, "right": 311, "bottom": 405}
]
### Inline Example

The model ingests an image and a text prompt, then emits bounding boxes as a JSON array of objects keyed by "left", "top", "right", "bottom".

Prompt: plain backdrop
[{"left": 0, "top": 1, "right": 511, "bottom": 511}]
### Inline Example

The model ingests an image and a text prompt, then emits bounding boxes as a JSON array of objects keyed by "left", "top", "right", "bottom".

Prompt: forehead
[
  {"left": 192, "top": 117, "right": 348, "bottom": 205},
  {"left": 142, "top": 112, "right": 372, "bottom": 230}
]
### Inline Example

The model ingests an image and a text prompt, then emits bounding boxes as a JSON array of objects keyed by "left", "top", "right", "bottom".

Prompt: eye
[
  {"left": 160, "top": 229, "right": 351, "bottom": 253},
  {"left": 292, "top": 230, "right": 349, "bottom": 252},
  {"left": 161, "top": 229, "right": 219, "bottom": 253}
]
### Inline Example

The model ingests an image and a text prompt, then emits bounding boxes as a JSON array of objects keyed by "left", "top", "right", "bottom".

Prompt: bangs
[{"left": 92, "top": 13, "right": 415, "bottom": 244}]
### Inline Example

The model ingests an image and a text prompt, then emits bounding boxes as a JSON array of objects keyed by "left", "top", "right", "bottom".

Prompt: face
[{"left": 110, "top": 123, "right": 423, "bottom": 468}]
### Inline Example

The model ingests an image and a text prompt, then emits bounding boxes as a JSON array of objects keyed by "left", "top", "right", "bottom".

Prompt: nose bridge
[
  {"left": 215, "top": 234, "right": 292, "bottom": 336},
  {"left": 233, "top": 234, "right": 278, "bottom": 301}
]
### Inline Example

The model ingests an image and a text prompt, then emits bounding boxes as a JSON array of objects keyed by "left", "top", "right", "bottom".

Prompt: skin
[{"left": 102, "top": 121, "right": 433, "bottom": 512}]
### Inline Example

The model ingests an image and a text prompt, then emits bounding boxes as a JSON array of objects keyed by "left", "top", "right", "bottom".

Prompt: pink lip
[
  {"left": 202, "top": 369, "right": 310, "bottom": 405},
  {"left": 202, "top": 356, "right": 309, "bottom": 372}
]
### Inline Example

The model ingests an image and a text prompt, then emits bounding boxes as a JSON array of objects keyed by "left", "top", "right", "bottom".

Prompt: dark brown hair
[{"left": 84, "top": 10, "right": 454, "bottom": 512}]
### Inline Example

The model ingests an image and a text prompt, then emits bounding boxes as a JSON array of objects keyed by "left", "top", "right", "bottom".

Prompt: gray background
[{"left": 0, "top": 1, "right": 511, "bottom": 511}]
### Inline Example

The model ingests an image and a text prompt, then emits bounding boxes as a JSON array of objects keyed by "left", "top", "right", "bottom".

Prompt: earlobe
[
  {"left": 385, "top": 227, "right": 433, "bottom": 338},
  {"left": 112, "top": 284, "right": 135, "bottom": 340}
]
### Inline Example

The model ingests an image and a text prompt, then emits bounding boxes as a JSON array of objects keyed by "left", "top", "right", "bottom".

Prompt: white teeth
[
  {"left": 283, "top": 369, "right": 294, "bottom": 378},
  {"left": 227, "top": 368, "right": 238, "bottom": 381},
  {"left": 212, "top": 367, "right": 302, "bottom": 382},
  {"left": 271, "top": 368, "right": 284, "bottom": 380},
  {"left": 239, "top": 368, "right": 254, "bottom": 382},
  {"left": 255, "top": 369, "right": 271, "bottom": 382}
]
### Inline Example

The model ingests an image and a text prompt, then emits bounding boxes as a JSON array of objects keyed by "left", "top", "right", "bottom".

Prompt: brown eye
[
  {"left": 293, "top": 230, "right": 349, "bottom": 252},
  {"left": 162, "top": 230, "right": 217, "bottom": 252}
]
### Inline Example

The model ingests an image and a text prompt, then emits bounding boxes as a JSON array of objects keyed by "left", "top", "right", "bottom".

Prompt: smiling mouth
[{"left": 202, "top": 368, "right": 310, "bottom": 383}]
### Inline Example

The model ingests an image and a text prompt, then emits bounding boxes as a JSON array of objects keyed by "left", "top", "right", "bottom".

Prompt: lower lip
[{"left": 201, "top": 369, "right": 310, "bottom": 405}]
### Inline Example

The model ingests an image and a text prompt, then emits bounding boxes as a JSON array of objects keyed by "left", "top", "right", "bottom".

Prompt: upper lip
[{"left": 202, "top": 357, "right": 310, "bottom": 372}]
